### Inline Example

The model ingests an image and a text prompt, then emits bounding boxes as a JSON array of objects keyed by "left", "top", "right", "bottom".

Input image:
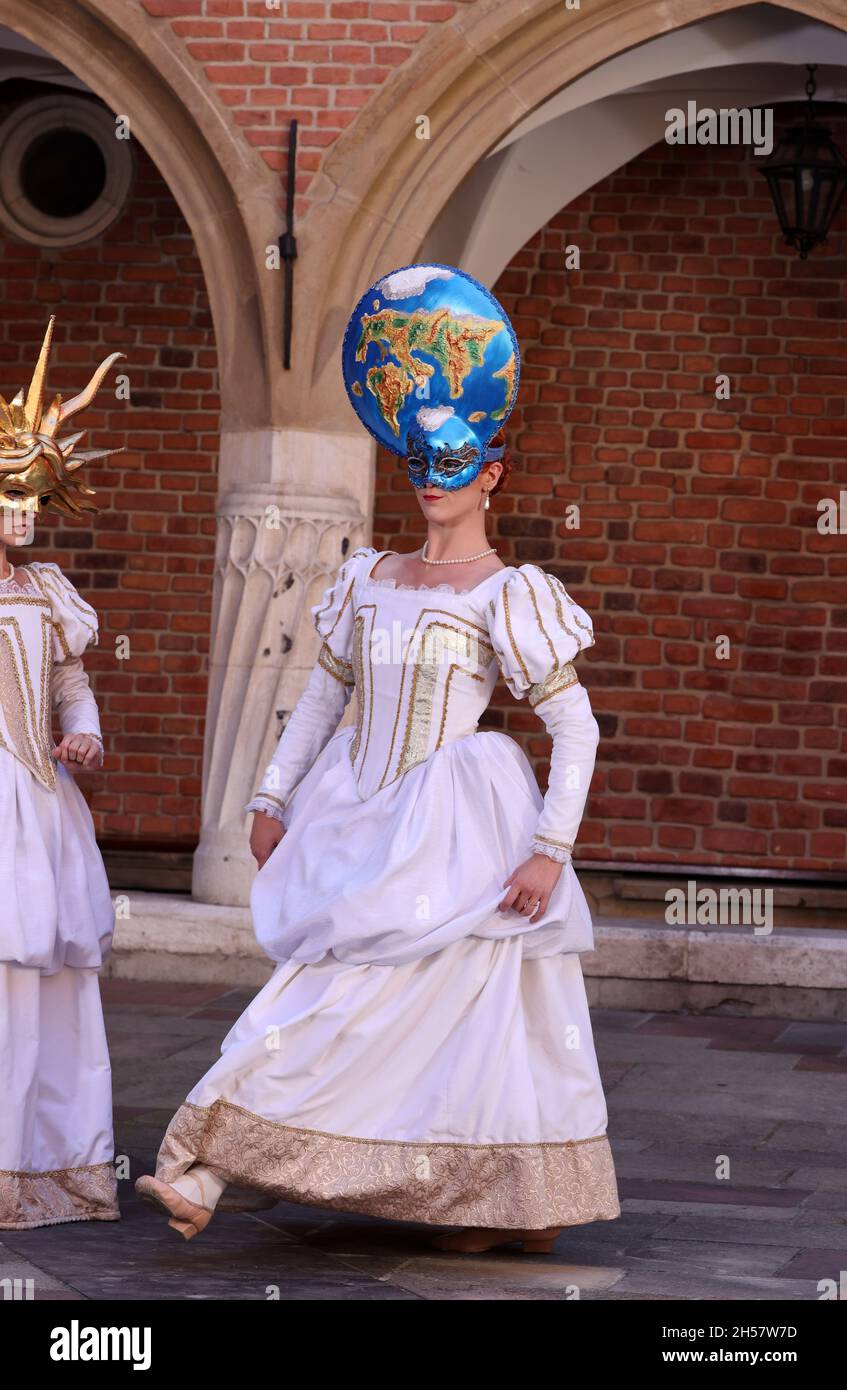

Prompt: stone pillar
[{"left": 191, "top": 428, "right": 372, "bottom": 906}]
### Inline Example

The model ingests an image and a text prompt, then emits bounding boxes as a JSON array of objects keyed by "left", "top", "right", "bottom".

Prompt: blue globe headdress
[{"left": 341, "top": 263, "right": 520, "bottom": 492}]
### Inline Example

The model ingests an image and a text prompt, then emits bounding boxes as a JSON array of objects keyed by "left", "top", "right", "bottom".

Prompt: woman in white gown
[
  {"left": 0, "top": 319, "right": 122, "bottom": 1229},
  {"left": 137, "top": 264, "right": 620, "bottom": 1252}
]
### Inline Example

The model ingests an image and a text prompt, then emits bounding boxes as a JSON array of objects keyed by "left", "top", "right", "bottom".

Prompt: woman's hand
[
  {"left": 499, "top": 852, "right": 564, "bottom": 923},
  {"left": 51, "top": 733, "right": 103, "bottom": 772},
  {"left": 250, "top": 810, "right": 285, "bottom": 868}
]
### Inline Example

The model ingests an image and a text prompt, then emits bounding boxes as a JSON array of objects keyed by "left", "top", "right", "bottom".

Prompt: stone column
[{"left": 191, "top": 428, "right": 372, "bottom": 906}]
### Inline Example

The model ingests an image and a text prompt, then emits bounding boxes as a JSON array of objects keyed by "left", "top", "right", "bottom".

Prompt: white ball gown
[
  {"left": 0, "top": 563, "right": 118, "bottom": 1229},
  {"left": 154, "top": 547, "right": 620, "bottom": 1230}
]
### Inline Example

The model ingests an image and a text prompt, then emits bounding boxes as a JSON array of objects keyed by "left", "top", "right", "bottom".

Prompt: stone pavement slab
[
  {"left": 1, "top": 986, "right": 843, "bottom": 1302},
  {"left": 0, "top": 1245, "right": 83, "bottom": 1301},
  {"left": 767, "top": 1121, "right": 847, "bottom": 1154}
]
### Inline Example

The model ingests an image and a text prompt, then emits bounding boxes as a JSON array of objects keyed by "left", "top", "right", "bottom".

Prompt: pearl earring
[{"left": 483, "top": 490, "right": 490, "bottom": 510}]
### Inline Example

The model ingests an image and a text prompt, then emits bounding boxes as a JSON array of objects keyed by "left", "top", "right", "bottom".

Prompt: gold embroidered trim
[
  {"left": 534, "top": 833, "right": 575, "bottom": 852},
  {"left": 439, "top": 661, "right": 485, "bottom": 747},
  {"left": 254, "top": 792, "right": 287, "bottom": 811},
  {"left": 539, "top": 571, "right": 584, "bottom": 652},
  {"left": 350, "top": 614, "right": 365, "bottom": 766},
  {"left": 312, "top": 548, "right": 374, "bottom": 637},
  {"left": 0, "top": 1160, "right": 119, "bottom": 1230},
  {"left": 156, "top": 1099, "right": 621, "bottom": 1230},
  {"left": 517, "top": 567, "right": 559, "bottom": 670},
  {"left": 529, "top": 662, "right": 579, "bottom": 707},
  {"left": 349, "top": 603, "right": 377, "bottom": 771},
  {"left": 49, "top": 567, "right": 97, "bottom": 625},
  {"left": 378, "top": 606, "right": 491, "bottom": 790},
  {"left": 393, "top": 620, "right": 494, "bottom": 784},
  {"left": 27, "top": 564, "right": 98, "bottom": 639},
  {"left": 546, "top": 573, "right": 593, "bottom": 645},
  {"left": 500, "top": 580, "right": 531, "bottom": 686},
  {"left": 314, "top": 574, "right": 355, "bottom": 641},
  {"left": 318, "top": 640, "right": 354, "bottom": 686},
  {"left": 52, "top": 621, "right": 72, "bottom": 659},
  {"left": 0, "top": 612, "right": 56, "bottom": 788}
]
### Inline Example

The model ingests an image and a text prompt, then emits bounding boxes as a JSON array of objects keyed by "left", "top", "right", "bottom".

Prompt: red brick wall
[
  {"left": 0, "top": 143, "right": 218, "bottom": 844},
  {"left": 373, "top": 109, "right": 847, "bottom": 873},
  {"left": 146, "top": 0, "right": 466, "bottom": 213}
]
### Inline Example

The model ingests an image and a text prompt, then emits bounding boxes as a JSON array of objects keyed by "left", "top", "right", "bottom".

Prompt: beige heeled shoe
[
  {"left": 135, "top": 1175, "right": 214, "bottom": 1241},
  {"left": 432, "top": 1225, "right": 563, "bottom": 1255}
]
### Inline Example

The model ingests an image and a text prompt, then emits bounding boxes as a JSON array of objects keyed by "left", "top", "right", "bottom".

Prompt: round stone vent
[{"left": 0, "top": 94, "right": 133, "bottom": 247}]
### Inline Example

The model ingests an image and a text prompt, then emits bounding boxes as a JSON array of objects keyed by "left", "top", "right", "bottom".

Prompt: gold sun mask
[{"left": 0, "top": 316, "right": 124, "bottom": 517}]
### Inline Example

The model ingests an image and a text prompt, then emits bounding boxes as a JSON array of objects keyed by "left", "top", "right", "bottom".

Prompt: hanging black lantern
[{"left": 760, "top": 65, "right": 847, "bottom": 259}]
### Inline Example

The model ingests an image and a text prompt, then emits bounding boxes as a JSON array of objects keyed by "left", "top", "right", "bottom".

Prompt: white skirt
[
  {"left": 0, "top": 750, "right": 115, "bottom": 972},
  {"left": 0, "top": 963, "right": 119, "bottom": 1229},
  {"left": 251, "top": 728, "right": 596, "bottom": 968},
  {"left": 156, "top": 936, "right": 620, "bottom": 1229}
]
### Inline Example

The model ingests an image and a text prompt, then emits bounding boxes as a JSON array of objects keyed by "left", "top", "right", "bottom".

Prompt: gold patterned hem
[
  {"left": 0, "top": 1161, "right": 120, "bottom": 1230},
  {"left": 156, "top": 1100, "right": 621, "bottom": 1230}
]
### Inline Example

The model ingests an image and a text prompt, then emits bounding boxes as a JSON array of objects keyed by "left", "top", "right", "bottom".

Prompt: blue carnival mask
[{"left": 341, "top": 263, "right": 520, "bottom": 490}]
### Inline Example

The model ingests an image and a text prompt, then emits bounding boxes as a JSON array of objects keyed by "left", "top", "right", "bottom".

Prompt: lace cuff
[
  {"left": 532, "top": 836, "right": 573, "bottom": 864},
  {"left": 246, "top": 794, "right": 288, "bottom": 824}
]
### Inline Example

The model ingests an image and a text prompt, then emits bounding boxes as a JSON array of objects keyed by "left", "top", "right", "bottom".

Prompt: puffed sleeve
[
  {"left": 24, "top": 563, "right": 105, "bottom": 755},
  {"left": 310, "top": 545, "right": 376, "bottom": 688},
  {"left": 246, "top": 547, "right": 378, "bottom": 821},
  {"left": 488, "top": 564, "right": 594, "bottom": 702},
  {"left": 488, "top": 565, "right": 599, "bottom": 862},
  {"left": 27, "top": 561, "right": 99, "bottom": 660}
]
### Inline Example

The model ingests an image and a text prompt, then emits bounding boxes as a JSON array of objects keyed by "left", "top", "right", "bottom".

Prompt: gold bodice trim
[{"left": 0, "top": 607, "right": 56, "bottom": 788}]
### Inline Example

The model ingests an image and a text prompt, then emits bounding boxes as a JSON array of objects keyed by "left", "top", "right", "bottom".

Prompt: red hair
[{"left": 486, "top": 428, "right": 512, "bottom": 497}]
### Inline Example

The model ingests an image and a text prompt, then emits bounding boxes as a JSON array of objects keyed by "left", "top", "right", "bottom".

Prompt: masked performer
[
  {"left": 0, "top": 318, "right": 121, "bottom": 1230},
  {"left": 137, "top": 264, "right": 619, "bottom": 1252}
]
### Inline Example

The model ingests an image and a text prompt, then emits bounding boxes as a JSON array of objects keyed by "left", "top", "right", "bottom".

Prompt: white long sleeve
[
  {"left": 51, "top": 655, "right": 103, "bottom": 745},
  {"left": 246, "top": 660, "right": 352, "bottom": 822},
  {"left": 51, "top": 656, "right": 102, "bottom": 745},
  {"left": 529, "top": 681, "right": 600, "bottom": 862}
]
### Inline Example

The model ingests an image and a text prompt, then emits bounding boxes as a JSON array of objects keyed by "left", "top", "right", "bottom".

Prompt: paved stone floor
[{"left": 2, "top": 981, "right": 846, "bottom": 1301}]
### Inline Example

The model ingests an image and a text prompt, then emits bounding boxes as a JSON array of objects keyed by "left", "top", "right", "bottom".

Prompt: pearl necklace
[
  {"left": 421, "top": 540, "right": 495, "bottom": 566},
  {"left": 0, "top": 560, "right": 15, "bottom": 583}
]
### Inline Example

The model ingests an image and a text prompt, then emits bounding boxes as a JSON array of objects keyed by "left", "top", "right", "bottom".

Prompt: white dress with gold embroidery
[
  {"left": 154, "top": 547, "right": 620, "bottom": 1230},
  {"left": 0, "top": 563, "right": 118, "bottom": 1230}
]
